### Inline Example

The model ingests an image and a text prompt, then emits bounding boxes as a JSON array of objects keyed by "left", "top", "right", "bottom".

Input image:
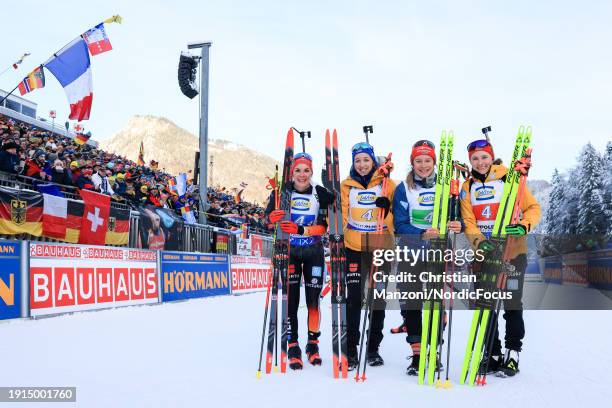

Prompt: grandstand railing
[
  {"left": 128, "top": 211, "right": 141, "bottom": 248},
  {"left": 0, "top": 171, "right": 130, "bottom": 211},
  {"left": 184, "top": 223, "right": 213, "bottom": 253}
]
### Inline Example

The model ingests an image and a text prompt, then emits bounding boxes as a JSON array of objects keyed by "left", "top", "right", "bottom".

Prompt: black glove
[
  {"left": 375, "top": 197, "right": 391, "bottom": 217},
  {"left": 478, "top": 240, "right": 496, "bottom": 253}
]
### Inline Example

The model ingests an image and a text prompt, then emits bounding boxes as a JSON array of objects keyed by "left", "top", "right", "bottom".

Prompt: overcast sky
[{"left": 2, "top": 0, "right": 611, "bottom": 181}]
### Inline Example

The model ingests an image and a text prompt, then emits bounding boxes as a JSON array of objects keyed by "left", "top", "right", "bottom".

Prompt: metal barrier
[
  {"left": 184, "top": 223, "right": 213, "bottom": 253},
  {"left": 128, "top": 211, "right": 141, "bottom": 248}
]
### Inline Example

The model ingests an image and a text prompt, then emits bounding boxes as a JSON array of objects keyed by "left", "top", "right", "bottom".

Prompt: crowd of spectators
[
  {"left": 0, "top": 113, "right": 269, "bottom": 234},
  {"left": 205, "top": 186, "right": 268, "bottom": 233}
]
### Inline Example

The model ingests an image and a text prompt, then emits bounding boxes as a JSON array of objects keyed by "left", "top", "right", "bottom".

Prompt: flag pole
[
  {"left": 2, "top": 17, "right": 120, "bottom": 111},
  {"left": 0, "top": 53, "right": 30, "bottom": 78},
  {"left": 0, "top": 83, "right": 20, "bottom": 106},
  {"left": 0, "top": 66, "right": 11, "bottom": 78}
]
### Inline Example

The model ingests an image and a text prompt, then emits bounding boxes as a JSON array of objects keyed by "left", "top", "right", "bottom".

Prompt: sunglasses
[
  {"left": 413, "top": 140, "right": 435, "bottom": 149},
  {"left": 294, "top": 152, "right": 312, "bottom": 161},
  {"left": 467, "top": 139, "right": 491, "bottom": 151},
  {"left": 351, "top": 142, "right": 373, "bottom": 152}
]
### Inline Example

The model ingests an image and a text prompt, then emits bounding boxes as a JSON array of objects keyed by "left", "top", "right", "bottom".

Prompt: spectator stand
[{"left": 0, "top": 112, "right": 273, "bottom": 257}]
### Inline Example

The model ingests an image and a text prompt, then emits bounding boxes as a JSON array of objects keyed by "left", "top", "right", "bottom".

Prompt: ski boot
[
  {"left": 366, "top": 350, "right": 384, "bottom": 367},
  {"left": 480, "top": 353, "right": 502, "bottom": 374},
  {"left": 435, "top": 352, "right": 444, "bottom": 372},
  {"left": 288, "top": 342, "right": 303, "bottom": 370},
  {"left": 497, "top": 350, "right": 520, "bottom": 377},
  {"left": 406, "top": 354, "right": 420, "bottom": 376},
  {"left": 390, "top": 319, "right": 408, "bottom": 334},
  {"left": 305, "top": 340, "right": 322, "bottom": 366}
]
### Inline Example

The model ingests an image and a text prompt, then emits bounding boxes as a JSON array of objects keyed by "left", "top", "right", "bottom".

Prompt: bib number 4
[{"left": 481, "top": 205, "right": 492, "bottom": 219}]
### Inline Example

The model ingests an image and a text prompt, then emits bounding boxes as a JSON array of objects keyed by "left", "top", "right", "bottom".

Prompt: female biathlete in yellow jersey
[
  {"left": 341, "top": 142, "right": 396, "bottom": 370},
  {"left": 460, "top": 138, "right": 540, "bottom": 377}
]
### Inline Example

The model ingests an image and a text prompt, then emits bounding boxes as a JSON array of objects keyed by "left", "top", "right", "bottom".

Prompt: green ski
[{"left": 460, "top": 125, "right": 532, "bottom": 386}]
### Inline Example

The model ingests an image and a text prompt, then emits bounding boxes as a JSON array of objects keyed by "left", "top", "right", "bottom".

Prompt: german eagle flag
[
  {"left": 0, "top": 187, "right": 130, "bottom": 246},
  {"left": 0, "top": 187, "right": 43, "bottom": 236},
  {"left": 106, "top": 206, "right": 130, "bottom": 245}
]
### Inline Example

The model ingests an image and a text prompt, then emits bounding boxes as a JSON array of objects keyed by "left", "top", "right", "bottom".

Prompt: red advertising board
[
  {"left": 29, "top": 243, "right": 158, "bottom": 317},
  {"left": 231, "top": 255, "right": 272, "bottom": 294}
]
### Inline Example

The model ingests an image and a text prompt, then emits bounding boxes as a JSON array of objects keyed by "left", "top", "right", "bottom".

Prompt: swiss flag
[
  {"left": 79, "top": 190, "right": 110, "bottom": 245},
  {"left": 82, "top": 23, "right": 113, "bottom": 56}
]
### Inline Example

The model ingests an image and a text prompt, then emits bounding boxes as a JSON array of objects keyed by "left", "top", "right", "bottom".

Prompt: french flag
[{"left": 45, "top": 38, "right": 93, "bottom": 121}]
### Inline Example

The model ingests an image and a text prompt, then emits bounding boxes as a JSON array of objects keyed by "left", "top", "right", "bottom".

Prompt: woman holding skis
[
  {"left": 460, "top": 139, "right": 540, "bottom": 377},
  {"left": 392, "top": 140, "right": 462, "bottom": 375},
  {"left": 341, "top": 142, "right": 395, "bottom": 371},
  {"left": 265, "top": 152, "right": 334, "bottom": 370}
]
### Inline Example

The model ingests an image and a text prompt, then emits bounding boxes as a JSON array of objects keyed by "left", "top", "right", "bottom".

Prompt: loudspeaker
[{"left": 178, "top": 52, "right": 200, "bottom": 99}]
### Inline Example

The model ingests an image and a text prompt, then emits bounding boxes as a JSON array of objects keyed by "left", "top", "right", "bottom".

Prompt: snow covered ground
[{"left": 1, "top": 290, "right": 611, "bottom": 408}]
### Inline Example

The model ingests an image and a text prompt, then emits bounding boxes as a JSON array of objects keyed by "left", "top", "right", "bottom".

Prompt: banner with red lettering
[
  {"left": 29, "top": 242, "right": 158, "bottom": 317},
  {"left": 231, "top": 255, "right": 272, "bottom": 294}
]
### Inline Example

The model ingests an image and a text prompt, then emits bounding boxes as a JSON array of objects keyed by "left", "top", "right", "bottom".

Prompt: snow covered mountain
[{"left": 100, "top": 115, "right": 279, "bottom": 205}]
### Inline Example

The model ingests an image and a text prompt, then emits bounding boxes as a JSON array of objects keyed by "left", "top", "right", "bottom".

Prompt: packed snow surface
[{"left": 1, "top": 290, "right": 610, "bottom": 407}]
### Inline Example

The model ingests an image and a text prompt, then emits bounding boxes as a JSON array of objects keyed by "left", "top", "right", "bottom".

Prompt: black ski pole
[
  {"left": 354, "top": 232, "right": 372, "bottom": 381},
  {"left": 436, "top": 245, "right": 447, "bottom": 387},
  {"left": 360, "top": 262, "right": 379, "bottom": 382},
  {"left": 444, "top": 232, "right": 456, "bottom": 388},
  {"left": 443, "top": 164, "right": 463, "bottom": 387},
  {"left": 257, "top": 265, "right": 275, "bottom": 378}
]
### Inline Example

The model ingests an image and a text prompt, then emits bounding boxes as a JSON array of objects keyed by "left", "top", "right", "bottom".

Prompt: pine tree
[
  {"left": 564, "top": 166, "right": 580, "bottom": 235},
  {"left": 603, "top": 142, "right": 612, "bottom": 235},
  {"left": 576, "top": 143, "right": 607, "bottom": 236},
  {"left": 546, "top": 169, "right": 566, "bottom": 235}
]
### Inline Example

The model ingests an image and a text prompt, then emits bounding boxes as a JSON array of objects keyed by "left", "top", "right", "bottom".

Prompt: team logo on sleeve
[
  {"left": 291, "top": 198, "right": 311, "bottom": 211},
  {"left": 418, "top": 192, "right": 435, "bottom": 207},
  {"left": 474, "top": 186, "right": 495, "bottom": 201},
  {"left": 357, "top": 192, "right": 376, "bottom": 205}
]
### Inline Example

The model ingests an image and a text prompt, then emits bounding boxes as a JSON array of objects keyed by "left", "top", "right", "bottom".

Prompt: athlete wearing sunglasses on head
[
  {"left": 459, "top": 138, "right": 541, "bottom": 377},
  {"left": 341, "top": 141, "right": 396, "bottom": 370}
]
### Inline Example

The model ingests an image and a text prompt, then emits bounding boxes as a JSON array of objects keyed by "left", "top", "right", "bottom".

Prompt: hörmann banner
[
  {"left": 29, "top": 242, "right": 159, "bottom": 317},
  {"left": 0, "top": 240, "right": 22, "bottom": 320},
  {"left": 160, "top": 251, "right": 230, "bottom": 301}
]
